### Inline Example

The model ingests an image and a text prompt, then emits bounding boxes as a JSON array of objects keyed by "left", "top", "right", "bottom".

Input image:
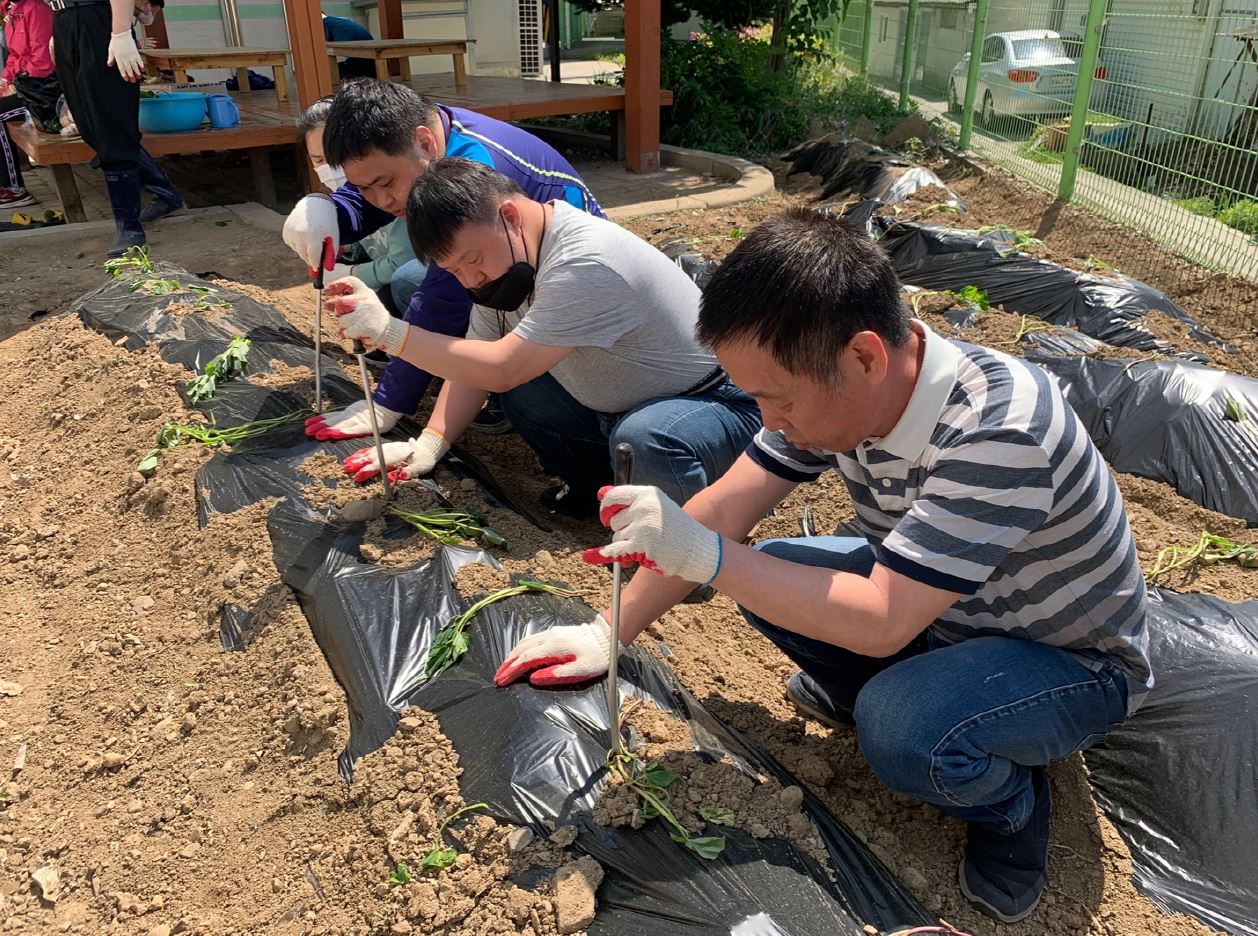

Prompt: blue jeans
[
  {"left": 390, "top": 258, "right": 428, "bottom": 314},
  {"left": 742, "top": 537, "right": 1131, "bottom": 833},
  {"left": 499, "top": 372, "right": 762, "bottom": 505}
]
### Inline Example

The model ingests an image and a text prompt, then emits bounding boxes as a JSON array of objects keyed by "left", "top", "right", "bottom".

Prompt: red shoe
[{"left": 0, "top": 188, "right": 37, "bottom": 209}]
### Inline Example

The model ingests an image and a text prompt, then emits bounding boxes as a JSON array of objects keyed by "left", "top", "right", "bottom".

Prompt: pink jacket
[{"left": 1, "top": 0, "right": 57, "bottom": 85}]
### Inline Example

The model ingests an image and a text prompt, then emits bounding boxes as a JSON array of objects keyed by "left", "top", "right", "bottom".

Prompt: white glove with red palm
[
  {"left": 494, "top": 616, "right": 611, "bottom": 687},
  {"left": 342, "top": 428, "right": 449, "bottom": 483},
  {"left": 283, "top": 195, "right": 340, "bottom": 273},
  {"left": 304, "top": 398, "right": 403, "bottom": 442},
  {"left": 325, "top": 276, "right": 409, "bottom": 356},
  {"left": 581, "top": 485, "right": 722, "bottom": 584}
]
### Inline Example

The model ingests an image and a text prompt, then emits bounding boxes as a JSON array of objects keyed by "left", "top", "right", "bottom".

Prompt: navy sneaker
[
  {"left": 468, "top": 394, "right": 512, "bottom": 435},
  {"left": 959, "top": 767, "right": 1052, "bottom": 923},
  {"left": 540, "top": 483, "right": 599, "bottom": 519},
  {"left": 785, "top": 672, "right": 854, "bottom": 729}
]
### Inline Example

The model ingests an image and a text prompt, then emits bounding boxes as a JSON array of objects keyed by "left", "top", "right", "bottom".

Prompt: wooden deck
[{"left": 7, "top": 75, "right": 671, "bottom": 222}]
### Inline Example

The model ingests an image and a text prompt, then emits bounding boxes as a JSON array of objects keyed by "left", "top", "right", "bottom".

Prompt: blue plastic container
[
  {"left": 138, "top": 92, "right": 208, "bottom": 133},
  {"left": 206, "top": 94, "right": 240, "bottom": 129}
]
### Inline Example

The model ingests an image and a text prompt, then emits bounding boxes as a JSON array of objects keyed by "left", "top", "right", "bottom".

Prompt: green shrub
[
  {"left": 1176, "top": 196, "right": 1217, "bottom": 217},
  {"left": 1217, "top": 199, "right": 1258, "bottom": 238}
]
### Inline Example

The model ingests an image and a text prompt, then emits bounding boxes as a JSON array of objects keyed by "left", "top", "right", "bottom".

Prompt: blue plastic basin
[{"left": 138, "top": 92, "right": 208, "bottom": 133}]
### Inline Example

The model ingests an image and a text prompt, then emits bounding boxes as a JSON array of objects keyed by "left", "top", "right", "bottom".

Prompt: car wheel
[
  {"left": 981, "top": 91, "right": 996, "bottom": 129},
  {"left": 947, "top": 80, "right": 960, "bottom": 114}
]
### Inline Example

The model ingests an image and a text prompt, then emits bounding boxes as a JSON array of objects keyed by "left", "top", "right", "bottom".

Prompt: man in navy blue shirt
[{"left": 283, "top": 80, "right": 604, "bottom": 494}]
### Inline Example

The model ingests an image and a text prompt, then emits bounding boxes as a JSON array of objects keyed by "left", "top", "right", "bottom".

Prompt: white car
[{"left": 948, "top": 30, "right": 1107, "bottom": 126}]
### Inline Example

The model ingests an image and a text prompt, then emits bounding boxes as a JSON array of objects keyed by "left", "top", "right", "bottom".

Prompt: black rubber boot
[
  {"left": 137, "top": 149, "right": 184, "bottom": 224},
  {"left": 104, "top": 169, "right": 146, "bottom": 258}
]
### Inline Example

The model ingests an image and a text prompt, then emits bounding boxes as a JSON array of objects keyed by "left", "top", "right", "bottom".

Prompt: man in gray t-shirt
[{"left": 326, "top": 157, "right": 761, "bottom": 517}]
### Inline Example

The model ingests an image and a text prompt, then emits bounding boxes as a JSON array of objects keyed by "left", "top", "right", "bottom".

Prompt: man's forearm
[
  {"left": 397, "top": 328, "right": 514, "bottom": 391},
  {"left": 427, "top": 381, "right": 489, "bottom": 443},
  {"left": 712, "top": 543, "right": 923, "bottom": 657},
  {"left": 110, "top": 0, "right": 133, "bottom": 33}
]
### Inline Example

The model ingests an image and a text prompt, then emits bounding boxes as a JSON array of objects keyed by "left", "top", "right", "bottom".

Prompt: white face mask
[
  {"left": 136, "top": 9, "right": 155, "bottom": 24},
  {"left": 315, "top": 163, "right": 346, "bottom": 191}
]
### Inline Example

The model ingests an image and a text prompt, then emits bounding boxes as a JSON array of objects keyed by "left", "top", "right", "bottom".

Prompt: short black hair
[
  {"left": 406, "top": 157, "right": 524, "bottom": 263},
  {"left": 697, "top": 207, "right": 909, "bottom": 386},
  {"left": 148, "top": 0, "right": 165, "bottom": 9},
  {"left": 295, "top": 95, "right": 335, "bottom": 137},
  {"left": 323, "top": 79, "right": 436, "bottom": 168}
]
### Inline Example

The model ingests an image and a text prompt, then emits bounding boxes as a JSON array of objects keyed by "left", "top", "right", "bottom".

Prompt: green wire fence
[{"left": 828, "top": 0, "right": 1258, "bottom": 288}]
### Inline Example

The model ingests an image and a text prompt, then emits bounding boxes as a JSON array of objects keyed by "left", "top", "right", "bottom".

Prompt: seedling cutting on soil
[
  {"left": 418, "top": 803, "right": 489, "bottom": 874},
  {"left": 386, "top": 862, "right": 412, "bottom": 887},
  {"left": 136, "top": 410, "right": 311, "bottom": 475},
  {"left": 945, "top": 285, "right": 991, "bottom": 311},
  {"left": 417, "top": 581, "right": 584, "bottom": 685},
  {"left": 1146, "top": 531, "right": 1258, "bottom": 584},
  {"left": 999, "top": 315, "right": 1054, "bottom": 346},
  {"left": 608, "top": 752, "right": 726, "bottom": 861},
  {"left": 387, "top": 506, "right": 508, "bottom": 549},
  {"left": 103, "top": 245, "right": 155, "bottom": 277},
  {"left": 698, "top": 805, "right": 735, "bottom": 825},
  {"left": 1224, "top": 397, "right": 1248, "bottom": 423},
  {"left": 978, "top": 224, "right": 1045, "bottom": 252},
  {"left": 185, "top": 337, "right": 251, "bottom": 402}
]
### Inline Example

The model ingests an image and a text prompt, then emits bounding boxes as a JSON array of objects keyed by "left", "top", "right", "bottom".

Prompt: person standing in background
[
  {"left": 50, "top": 0, "right": 183, "bottom": 256},
  {"left": 0, "top": 0, "right": 56, "bottom": 208}
]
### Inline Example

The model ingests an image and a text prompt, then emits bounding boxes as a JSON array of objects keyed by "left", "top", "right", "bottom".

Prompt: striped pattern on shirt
[{"left": 749, "top": 330, "right": 1152, "bottom": 714}]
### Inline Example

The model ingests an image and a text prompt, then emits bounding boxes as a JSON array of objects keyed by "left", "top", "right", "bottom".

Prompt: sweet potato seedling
[
  {"left": 387, "top": 506, "right": 508, "bottom": 550},
  {"left": 103, "top": 245, "right": 155, "bottom": 277},
  {"left": 387, "top": 862, "right": 412, "bottom": 886},
  {"left": 947, "top": 285, "right": 991, "bottom": 311},
  {"left": 185, "top": 337, "right": 251, "bottom": 402},
  {"left": 1224, "top": 397, "right": 1248, "bottom": 423},
  {"left": 698, "top": 805, "right": 735, "bottom": 826},
  {"left": 137, "top": 410, "right": 311, "bottom": 475},
  {"left": 418, "top": 803, "right": 489, "bottom": 875},
  {"left": 978, "top": 224, "right": 1045, "bottom": 252},
  {"left": 1146, "top": 531, "right": 1258, "bottom": 584},
  {"left": 416, "top": 581, "right": 584, "bottom": 686},
  {"left": 609, "top": 752, "right": 726, "bottom": 861}
]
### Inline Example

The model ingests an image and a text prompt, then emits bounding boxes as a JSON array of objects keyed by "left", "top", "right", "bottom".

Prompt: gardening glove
[
  {"left": 107, "top": 30, "right": 145, "bottom": 82},
  {"left": 283, "top": 195, "right": 340, "bottom": 273},
  {"left": 304, "top": 398, "right": 403, "bottom": 441},
  {"left": 326, "top": 276, "right": 409, "bottom": 357},
  {"left": 342, "top": 428, "right": 449, "bottom": 483},
  {"left": 494, "top": 616, "right": 611, "bottom": 687},
  {"left": 583, "top": 485, "right": 722, "bottom": 585}
]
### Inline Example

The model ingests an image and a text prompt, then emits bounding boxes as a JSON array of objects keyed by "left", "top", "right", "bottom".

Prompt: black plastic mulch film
[{"left": 72, "top": 268, "right": 932, "bottom": 935}]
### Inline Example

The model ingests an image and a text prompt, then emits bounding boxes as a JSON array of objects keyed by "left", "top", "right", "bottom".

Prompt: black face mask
[{"left": 466, "top": 214, "right": 536, "bottom": 311}]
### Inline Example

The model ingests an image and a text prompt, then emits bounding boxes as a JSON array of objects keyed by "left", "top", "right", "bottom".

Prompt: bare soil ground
[{"left": 1, "top": 166, "right": 1253, "bottom": 935}]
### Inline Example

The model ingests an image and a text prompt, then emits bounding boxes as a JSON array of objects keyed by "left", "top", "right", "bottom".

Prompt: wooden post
[
  {"left": 146, "top": 6, "right": 170, "bottom": 49},
  {"left": 282, "top": 0, "right": 334, "bottom": 109},
  {"left": 623, "top": 0, "right": 660, "bottom": 174},
  {"left": 378, "top": 0, "right": 404, "bottom": 77}
]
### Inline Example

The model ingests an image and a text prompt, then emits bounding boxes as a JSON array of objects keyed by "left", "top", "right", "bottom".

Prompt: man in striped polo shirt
[{"left": 495, "top": 207, "right": 1152, "bottom": 923}]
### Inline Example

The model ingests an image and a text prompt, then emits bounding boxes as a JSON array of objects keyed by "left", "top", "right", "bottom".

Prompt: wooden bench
[
  {"left": 6, "top": 89, "right": 300, "bottom": 222},
  {"left": 327, "top": 38, "right": 473, "bottom": 86},
  {"left": 141, "top": 47, "right": 292, "bottom": 102}
]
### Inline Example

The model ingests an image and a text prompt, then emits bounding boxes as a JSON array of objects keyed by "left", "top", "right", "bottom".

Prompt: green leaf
[
  {"left": 136, "top": 449, "right": 162, "bottom": 476},
  {"left": 387, "top": 861, "right": 412, "bottom": 886},
  {"left": 1224, "top": 397, "right": 1247, "bottom": 423},
  {"left": 682, "top": 835, "right": 727, "bottom": 860},
  {"left": 641, "top": 798, "right": 660, "bottom": 820},
  {"left": 640, "top": 764, "right": 678, "bottom": 790},
  {"left": 420, "top": 848, "right": 458, "bottom": 873},
  {"left": 698, "top": 805, "right": 735, "bottom": 826},
  {"left": 185, "top": 374, "right": 217, "bottom": 403}
]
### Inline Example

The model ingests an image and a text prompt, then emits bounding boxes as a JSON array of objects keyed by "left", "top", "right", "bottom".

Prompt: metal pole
[
  {"left": 219, "top": 0, "right": 243, "bottom": 46},
  {"left": 898, "top": 0, "right": 920, "bottom": 110},
  {"left": 958, "top": 0, "right": 990, "bottom": 150},
  {"left": 548, "top": 0, "right": 562, "bottom": 82},
  {"left": 860, "top": 0, "right": 875, "bottom": 75},
  {"left": 1057, "top": 0, "right": 1108, "bottom": 201},
  {"left": 605, "top": 443, "right": 634, "bottom": 757}
]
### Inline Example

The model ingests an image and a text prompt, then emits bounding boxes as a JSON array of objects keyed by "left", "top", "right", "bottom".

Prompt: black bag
[{"left": 13, "top": 73, "right": 62, "bottom": 133}]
